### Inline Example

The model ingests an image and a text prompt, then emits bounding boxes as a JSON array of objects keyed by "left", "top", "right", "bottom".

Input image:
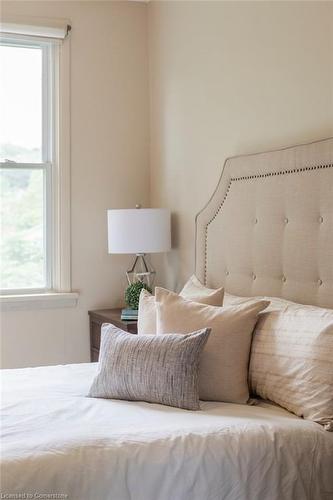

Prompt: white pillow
[
  {"left": 137, "top": 289, "right": 156, "bottom": 335},
  {"left": 155, "top": 287, "right": 269, "bottom": 403},
  {"left": 137, "top": 276, "right": 224, "bottom": 335},
  {"left": 224, "top": 292, "right": 292, "bottom": 311},
  {"left": 225, "top": 292, "right": 333, "bottom": 430}
]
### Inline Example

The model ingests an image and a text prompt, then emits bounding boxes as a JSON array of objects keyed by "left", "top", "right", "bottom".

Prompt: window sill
[{"left": 0, "top": 292, "right": 79, "bottom": 311}]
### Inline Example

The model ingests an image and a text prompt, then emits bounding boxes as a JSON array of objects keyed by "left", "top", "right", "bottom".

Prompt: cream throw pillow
[
  {"left": 225, "top": 292, "right": 333, "bottom": 431},
  {"left": 138, "top": 277, "right": 224, "bottom": 335},
  {"left": 179, "top": 274, "right": 224, "bottom": 306},
  {"left": 155, "top": 287, "right": 269, "bottom": 403}
]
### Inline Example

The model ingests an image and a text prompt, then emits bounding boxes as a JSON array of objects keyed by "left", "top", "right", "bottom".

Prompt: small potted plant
[{"left": 125, "top": 281, "right": 152, "bottom": 309}]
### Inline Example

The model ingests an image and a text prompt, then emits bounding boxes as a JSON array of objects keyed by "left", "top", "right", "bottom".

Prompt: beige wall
[
  {"left": 148, "top": 1, "right": 333, "bottom": 292},
  {"left": 1, "top": 1, "right": 149, "bottom": 368}
]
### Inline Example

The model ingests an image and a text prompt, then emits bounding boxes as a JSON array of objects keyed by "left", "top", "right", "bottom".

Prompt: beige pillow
[
  {"left": 155, "top": 287, "right": 269, "bottom": 403},
  {"left": 138, "top": 277, "right": 224, "bottom": 335},
  {"left": 225, "top": 292, "right": 333, "bottom": 431},
  {"left": 180, "top": 274, "right": 224, "bottom": 306},
  {"left": 88, "top": 324, "right": 210, "bottom": 410}
]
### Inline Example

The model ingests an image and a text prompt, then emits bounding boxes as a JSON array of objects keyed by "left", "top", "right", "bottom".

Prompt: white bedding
[{"left": 1, "top": 362, "right": 333, "bottom": 500}]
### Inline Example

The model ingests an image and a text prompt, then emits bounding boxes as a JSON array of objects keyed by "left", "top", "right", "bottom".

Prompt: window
[
  {"left": 0, "top": 24, "right": 73, "bottom": 305},
  {"left": 0, "top": 38, "right": 55, "bottom": 293}
]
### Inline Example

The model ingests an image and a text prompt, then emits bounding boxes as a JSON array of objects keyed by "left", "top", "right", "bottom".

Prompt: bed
[
  {"left": 1, "top": 137, "right": 333, "bottom": 500},
  {"left": 2, "top": 362, "right": 333, "bottom": 500}
]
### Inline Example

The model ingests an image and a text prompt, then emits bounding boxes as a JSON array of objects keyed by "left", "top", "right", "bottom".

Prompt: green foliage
[
  {"left": 125, "top": 281, "right": 152, "bottom": 310},
  {"left": 0, "top": 168, "right": 44, "bottom": 289}
]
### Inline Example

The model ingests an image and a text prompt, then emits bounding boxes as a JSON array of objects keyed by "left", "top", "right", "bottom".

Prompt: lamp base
[{"left": 126, "top": 254, "right": 155, "bottom": 288}]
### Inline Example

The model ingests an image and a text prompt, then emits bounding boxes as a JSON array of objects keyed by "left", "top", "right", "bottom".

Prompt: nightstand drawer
[
  {"left": 91, "top": 320, "right": 102, "bottom": 350},
  {"left": 88, "top": 309, "right": 138, "bottom": 362},
  {"left": 126, "top": 321, "right": 138, "bottom": 334},
  {"left": 91, "top": 347, "right": 100, "bottom": 362}
]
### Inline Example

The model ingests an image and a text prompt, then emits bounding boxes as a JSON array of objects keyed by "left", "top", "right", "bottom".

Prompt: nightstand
[{"left": 88, "top": 308, "right": 138, "bottom": 362}]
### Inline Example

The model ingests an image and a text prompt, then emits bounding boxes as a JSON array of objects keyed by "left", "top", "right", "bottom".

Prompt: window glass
[
  {"left": 0, "top": 167, "right": 45, "bottom": 290},
  {"left": 0, "top": 43, "right": 42, "bottom": 163}
]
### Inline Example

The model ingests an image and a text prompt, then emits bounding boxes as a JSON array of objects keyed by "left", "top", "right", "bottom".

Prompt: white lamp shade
[{"left": 107, "top": 208, "right": 171, "bottom": 254}]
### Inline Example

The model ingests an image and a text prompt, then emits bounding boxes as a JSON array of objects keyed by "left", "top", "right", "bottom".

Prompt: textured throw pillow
[
  {"left": 180, "top": 275, "right": 224, "bottom": 306},
  {"left": 225, "top": 292, "right": 333, "bottom": 431},
  {"left": 155, "top": 288, "right": 269, "bottom": 403},
  {"left": 88, "top": 324, "right": 211, "bottom": 410},
  {"left": 138, "top": 278, "right": 224, "bottom": 335}
]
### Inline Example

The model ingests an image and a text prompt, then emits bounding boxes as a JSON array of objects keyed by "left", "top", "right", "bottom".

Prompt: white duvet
[{"left": 1, "top": 362, "right": 333, "bottom": 500}]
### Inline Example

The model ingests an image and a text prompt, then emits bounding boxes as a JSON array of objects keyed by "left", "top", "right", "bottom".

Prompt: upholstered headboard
[{"left": 195, "top": 138, "right": 333, "bottom": 309}]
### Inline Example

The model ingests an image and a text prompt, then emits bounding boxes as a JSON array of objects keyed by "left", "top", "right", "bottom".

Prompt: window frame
[{"left": 0, "top": 33, "right": 74, "bottom": 304}]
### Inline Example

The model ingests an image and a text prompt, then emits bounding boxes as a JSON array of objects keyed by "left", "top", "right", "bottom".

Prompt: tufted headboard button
[
  {"left": 282, "top": 275, "right": 287, "bottom": 283},
  {"left": 319, "top": 216, "right": 324, "bottom": 223},
  {"left": 284, "top": 217, "right": 289, "bottom": 224},
  {"left": 318, "top": 279, "right": 323, "bottom": 286}
]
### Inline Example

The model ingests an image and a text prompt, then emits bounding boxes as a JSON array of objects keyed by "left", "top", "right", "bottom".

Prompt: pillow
[
  {"left": 88, "top": 323, "right": 211, "bottom": 410},
  {"left": 224, "top": 292, "right": 292, "bottom": 311},
  {"left": 155, "top": 287, "right": 269, "bottom": 403},
  {"left": 250, "top": 301, "right": 333, "bottom": 431},
  {"left": 137, "top": 289, "right": 156, "bottom": 335},
  {"left": 179, "top": 274, "right": 224, "bottom": 306},
  {"left": 225, "top": 292, "right": 333, "bottom": 430},
  {"left": 137, "top": 276, "right": 224, "bottom": 335},
  {"left": 223, "top": 292, "right": 259, "bottom": 307}
]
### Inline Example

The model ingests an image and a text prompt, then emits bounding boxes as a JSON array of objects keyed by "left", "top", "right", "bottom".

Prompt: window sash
[
  {"left": 0, "top": 162, "right": 52, "bottom": 294},
  {"left": 0, "top": 36, "right": 57, "bottom": 294},
  {"left": 1, "top": 35, "right": 56, "bottom": 163}
]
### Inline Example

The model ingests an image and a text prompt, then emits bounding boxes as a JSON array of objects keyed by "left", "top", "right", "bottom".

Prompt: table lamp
[{"left": 107, "top": 207, "right": 171, "bottom": 289}]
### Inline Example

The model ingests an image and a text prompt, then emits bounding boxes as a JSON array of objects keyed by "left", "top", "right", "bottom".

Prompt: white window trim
[
  {"left": 52, "top": 34, "right": 71, "bottom": 293},
  {"left": 0, "top": 33, "right": 76, "bottom": 309},
  {"left": 0, "top": 292, "right": 78, "bottom": 311}
]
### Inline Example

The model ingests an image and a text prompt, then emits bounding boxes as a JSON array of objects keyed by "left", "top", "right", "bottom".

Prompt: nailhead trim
[{"left": 203, "top": 162, "right": 333, "bottom": 284}]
